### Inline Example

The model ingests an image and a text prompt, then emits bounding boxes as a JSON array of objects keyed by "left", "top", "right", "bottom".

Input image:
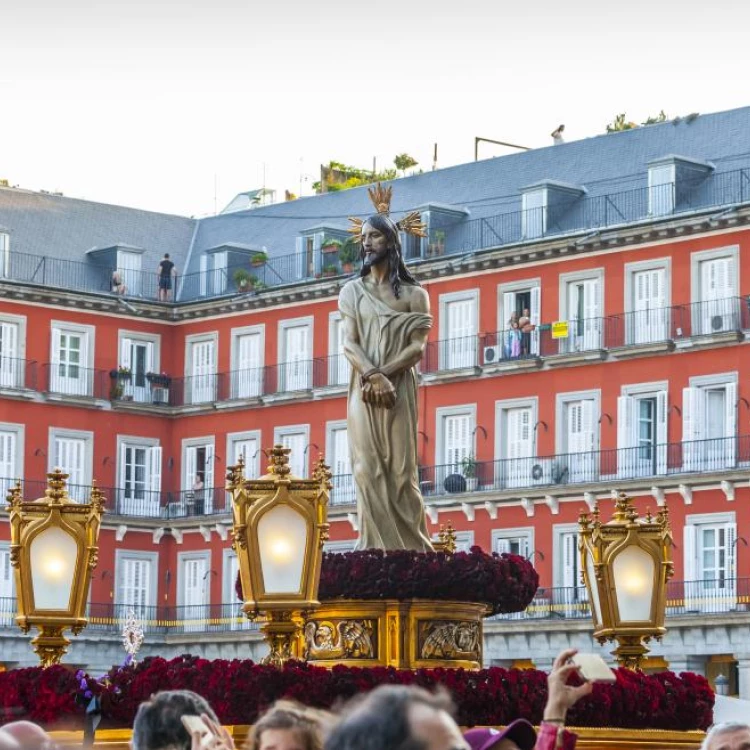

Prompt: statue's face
[{"left": 362, "top": 221, "right": 390, "bottom": 268}]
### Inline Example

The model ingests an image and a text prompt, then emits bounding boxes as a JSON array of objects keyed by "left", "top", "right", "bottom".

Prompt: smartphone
[
  {"left": 570, "top": 653, "right": 616, "bottom": 683},
  {"left": 181, "top": 715, "right": 214, "bottom": 748}
]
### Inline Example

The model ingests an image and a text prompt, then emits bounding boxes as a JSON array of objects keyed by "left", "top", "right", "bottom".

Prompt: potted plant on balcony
[
  {"left": 338, "top": 240, "right": 359, "bottom": 273},
  {"left": 233, "top": 267, "right": 252, "bottom": 292},
  {"left": 322, "top": 264, "right": 338, "bottom": 278},
  {"left": 251, "top": 251, "right": 268, "bottom": 268},
  {"left": 461, "top": 453, "right": 478, "bottom": 492},
  {"left": 109, "top": 365, "right": 132, "bottom": 381},
  {"left": 321, "top": 237, "right": 343, "bottom": 254},
  {"left": 146, "top": 371, "right": 171, "bottom": 388}
]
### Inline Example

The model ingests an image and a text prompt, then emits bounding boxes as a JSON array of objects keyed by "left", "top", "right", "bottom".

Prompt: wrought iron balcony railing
[{"left": 0, "top": 579, "right": 744, "bottom": 637}]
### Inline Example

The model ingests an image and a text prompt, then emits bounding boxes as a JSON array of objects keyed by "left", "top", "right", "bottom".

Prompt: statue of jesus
[{"left": 339, "top": 186, "right": 433, "bottom": 551}]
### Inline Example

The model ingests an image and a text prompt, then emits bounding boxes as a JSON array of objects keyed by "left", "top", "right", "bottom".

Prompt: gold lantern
[
  {"left": 228, "top": 445, "right": 330, "bottom": 666},
  {"left": 6, "top": 469, "right": 104, "bottom": 667},
  {"left": 579, "top": 492, "right": 673, "bottom": 670}
]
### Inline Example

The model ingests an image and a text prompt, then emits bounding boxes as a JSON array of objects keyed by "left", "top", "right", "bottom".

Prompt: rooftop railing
[{"left": 3, "top": 168, "right": 750, "bottom": 304}]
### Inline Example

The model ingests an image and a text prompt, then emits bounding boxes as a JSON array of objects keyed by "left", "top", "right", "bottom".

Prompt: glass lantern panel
[
  {"left": 257, "top": 504, "right": 308, "bottom": 594},
  {"left": 29, "top": 526, "right": 78, "bottom": 610},
  {"left": 612, "top": 545, "right": 655, "bottom": 622},
  {"left": 584, "top": 540, "right": 602, "bottom": 625}
]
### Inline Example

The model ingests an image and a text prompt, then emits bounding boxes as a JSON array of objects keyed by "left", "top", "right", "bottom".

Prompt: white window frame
[
  {"left": 648, "top": 163, "right": 676, "bottom": 216},
  {"left": 555, "top": 390, "right": 601, "bottom": 454},
  {"left": 0, "top": 231, "right": 9, "bottom": 277},
  {"left": 623, "top": 258, "right": 671, "bottom": 344},
  {"left": 435, "top": 404, "right": 477, "bottom": 467},
  {"left": 684, "top": 511, "right": 737, "bottom": 611},
  {"left": 497, "top": 278, "right": 541, "bottom": 328},
  {"left": 618, "top": 381, "right": 669, "bottom": 477},
  {"left": 118, "top": 330, "right": 160, "bottom": 402},
  {"left": 230, "top": 324, "right": 265, "bottom": 399},
  {"left": 48, "top": 427, "right": 94, "bottom": 499},
  {"left": 328, "top": 311, "right": 350, "bottom": 386},
  {"left": 491, "top": 527, "right": 534, "bottom": 558},
  {"left": 278, "top": 316, "right": 313, "bottom": 391},
  {"left": 558, "top": 268, "right": 605, "bottom": 320},
  {"left": 326, "top": 419, "right": 354, "bottom": 506},
  {"left": 50, "top": 320, "right": 96, "bottom": 396},
  {"left": 438, "top": 290, "right": 479, "bottom": 370},
  {"left": 177, "top": 550, "right": 211, "bottom": 608},
  {"left": 181, "top": 435, "right": 216, "bottom": 492},
  {"left": 274, "top": 424, "right": 310, "bottom": 478},
  {"left": 115, "top": 549, "right": 158, "bottom": 608},
  {"left": 689, "top": 245, "right": 740, "bottom": 336},
  {"left": 552, "top": 523, "right": 584, "bottom": 589},
  {"left": 0, "top": 312, "right": 27, "bottom": 360},
  {"left": 522, "top": 188, "right": 547, "bottom": 239},
  {"left": 226, "top": 429, "right": 262, "bottom": 479},
  {"left": 0, "top": 540, "right": 14, "bottom": 608},
  {"left": 0, "top": 421, "right": 24, "bottom": 489},
  {"left": 185, "top": 332, "right": 218, "bottom": 404},
  {"left": 116, "top": 434, "right": 161, "bottom": 516},
  {"left": 494, "top": 397, "right": 537, "bottom": 488}
]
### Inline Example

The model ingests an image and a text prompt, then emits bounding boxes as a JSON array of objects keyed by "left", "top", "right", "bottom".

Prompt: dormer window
[
  {"left": 648, "top": 155, "right": 714, "bottom": 218},
  {"left": 521, "top": 181, "right": 585, "bottom": 241},
  {"left": 521, "top": 189, "right": 547, "bottom": 239},
  {"left": 0, "top": 229, "right": 8, "bottom": 278}
]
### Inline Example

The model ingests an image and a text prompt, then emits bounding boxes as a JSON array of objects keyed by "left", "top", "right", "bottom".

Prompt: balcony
[
  {"left": 0, "top": 357, "right": 37, "bottom": 392},
  {"left": 491, "top": 578, "right": 750, "bottom": 622},
  {"left": 43, "top": 363, "right": 109, "bottom": 400}
]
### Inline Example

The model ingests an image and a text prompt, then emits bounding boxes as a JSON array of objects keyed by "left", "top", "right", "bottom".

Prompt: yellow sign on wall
[{"left": 551, "top": 321, "right": 569, "bottom": 339}]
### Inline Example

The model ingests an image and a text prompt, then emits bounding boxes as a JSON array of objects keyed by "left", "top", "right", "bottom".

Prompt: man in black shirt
[{"left": 157, "top": 253, "right": 176, "bottom": 301}]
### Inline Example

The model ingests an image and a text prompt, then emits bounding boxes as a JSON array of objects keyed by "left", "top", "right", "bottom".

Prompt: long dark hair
[{"left": 359, "top": 213, "right": 420, "bottom": 299}]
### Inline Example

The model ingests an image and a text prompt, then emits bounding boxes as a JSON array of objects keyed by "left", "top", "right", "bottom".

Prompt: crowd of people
[{"left": 0, "top": 649, "right": 746, "bottom": 750}]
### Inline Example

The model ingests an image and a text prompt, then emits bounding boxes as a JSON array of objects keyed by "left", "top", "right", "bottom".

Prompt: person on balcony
[
  {"left": 111, "top": 270, "right": 128, "bottom": 295},
  {"left": 192, "top": 472, "right": 205, "bottom": 515},
  {"left": 505, "top": 319, "right": 522, "bottom": 359},
  {"left": 339, "top": 184, "right": 432, "bottom": 551},
  {"left": 157, "top": 253, "right": 176, "bottom": 302},
  {"left": 519, "top": 307, "right": 535, "bottom": 356}
]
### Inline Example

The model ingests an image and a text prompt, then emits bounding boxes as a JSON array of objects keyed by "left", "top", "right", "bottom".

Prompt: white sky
[{"left": 1, "top": 0, "right": 749, "bottom": 217}]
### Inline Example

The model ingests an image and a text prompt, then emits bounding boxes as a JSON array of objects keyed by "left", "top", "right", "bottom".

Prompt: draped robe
[{"left": 339, "top": 278, "right": 433, "bottom": 551}]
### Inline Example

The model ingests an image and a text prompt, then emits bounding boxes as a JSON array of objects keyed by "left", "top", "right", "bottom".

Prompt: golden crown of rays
[{"left": 347, "top": 183, "right": 427, "bottom": 242}]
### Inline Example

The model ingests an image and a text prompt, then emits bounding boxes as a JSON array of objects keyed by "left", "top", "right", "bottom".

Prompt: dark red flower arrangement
[
  {"left": 236, "top": 548, "right": 539, "bottom": 617},
  {"left": 0, "top": 656, "right": 713, "bottom": 731}
]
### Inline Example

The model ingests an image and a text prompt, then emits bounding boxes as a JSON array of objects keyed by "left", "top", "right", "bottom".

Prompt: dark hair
[
  {"left": 164, "top": 253, "right": 171, "bottom": 259},
  {"left": 325, "top": 685, "right": 453, "bottom": 750},
  {"left": 247, "top": 700, "right": 332, "bottom": 750},
  {"left": 359, "top": 214, "right": 420, "bottom": 300},
  {"left": 132, "top": 690, "right": 219, "bottom": 750}
]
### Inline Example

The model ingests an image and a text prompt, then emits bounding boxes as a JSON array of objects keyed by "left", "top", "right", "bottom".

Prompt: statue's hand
[{"left": 368, "top": 372, "right": 396, "bottom": 409}]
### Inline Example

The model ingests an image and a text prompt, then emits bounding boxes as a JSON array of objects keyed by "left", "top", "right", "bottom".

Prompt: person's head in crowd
[
  {"left": 132, "top": 690, "right": 219, "bottom": 750},
  {"left": 463, "top": 723, "right": 536, "bottom": 750},
  {"left": 247, "top": 701, "right": 333, "bottom": 750},
  {"left": 0, "top": 721, "right": 54, "bottom": 750},
  {"left": 324, "top": 684, "right": 465, "bottom": 750},
  {"left": 701, "top": 722, "right": 750, "bottom": 750}
]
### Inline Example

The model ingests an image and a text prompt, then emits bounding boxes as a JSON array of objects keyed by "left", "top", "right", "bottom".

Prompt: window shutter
[
  {"left": 333, "top": 428, "right": 350, "bottom": 475},
  {"left": 562, "top": 533, "right": 577, "bottom": 589},
  {"left": 120, "top": 338, "right": 132, "bottom": 370},
  {"left": 495, "top": 538, "right": 511, "bottom": 555},
  {"left": 723, "top": 382, "right": 737, "bottom": 467},
  {"left": 149, "top": 446, "right": 162, "bottom": 496},
  {"left": 530, "top": 287, "right": 541, "bottom": 325},
  {"left": 0, "top": 431, "right": 16, "bottom": 484},
  {"left": 683, "top": 525, "right": 697, "bottom": 583},
  {"left": 295, "top": 237, "right": 306, "bottom": 280},
  {"left": 581, "top": 400, "right": 596, "bottom": 451},
  {"left": 725, "top": 522, "right": 737, "bottom": 599},
  {"left": 617, "top": 396, "right": 635, "bottom": 450},
  {"left": 682, "top": 387, "right": 703, "bottom": 471},
  {"left": 502, "top": 292, "right": 515, "bottom": 327},
  {"left": 0, "top": 548, "right": 13, "bottom": 599},
  {"left": 204, "top": 445, "right": 215, "bottom": 490},
  {"left": 656, "top": 391, "right": 668, "bottom": 474}
]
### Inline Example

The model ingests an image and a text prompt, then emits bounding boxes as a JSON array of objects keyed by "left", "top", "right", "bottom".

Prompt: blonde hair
[{"left": 246, "top": 701, "right": 334, "bottom": 750}]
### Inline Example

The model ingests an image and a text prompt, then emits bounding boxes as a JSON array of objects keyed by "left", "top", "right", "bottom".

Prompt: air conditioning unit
[
  {"left": 530, "top": 458, "right": 553, "bottom": 485},
  {"left": 152, "top": 387, "right": 169, "bottom": 405},
  {"left": 483, "top": 345, "right": 500, "bottom": 365},
  {"left": 711, "top": 314, "right": 724, "bottom": 332}
]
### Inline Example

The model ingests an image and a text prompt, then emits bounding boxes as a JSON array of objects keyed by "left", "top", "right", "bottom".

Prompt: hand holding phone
[
  {"left": 569, "top": 653, "right": 616, "bottom": 683},
  {"left": 182, "top": 715, "right": 214, "bottom": 750}
]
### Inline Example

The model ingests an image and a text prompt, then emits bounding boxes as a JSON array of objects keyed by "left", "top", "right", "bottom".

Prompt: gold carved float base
[{"left": 303, "top": 599, "right": 488, "bottom": 670}]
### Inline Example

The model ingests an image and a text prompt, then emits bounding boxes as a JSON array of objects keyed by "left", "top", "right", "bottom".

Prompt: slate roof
[{"left": 2, "top": 106, "right": 750, "bottom": 278}]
